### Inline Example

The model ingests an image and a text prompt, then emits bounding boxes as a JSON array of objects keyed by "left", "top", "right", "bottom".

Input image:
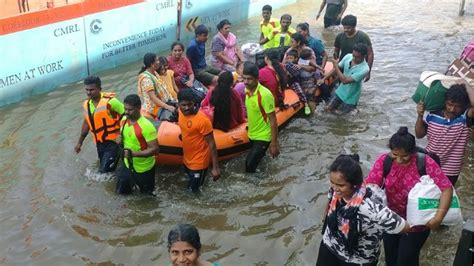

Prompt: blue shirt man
[
  {"left": 186, "top": 24, "right": 221, "bottom": 86},
  {"left": 334, "top": 53, "right": 369, "bottom": 106},
  {"left": 186, "top": 38, "right": 207, "bottom": 71},
  {"left": 319, "top": 43, "right": 369, "bottom": 113}
]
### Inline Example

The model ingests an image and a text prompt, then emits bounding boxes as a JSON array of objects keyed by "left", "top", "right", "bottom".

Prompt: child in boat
[
  {"left": 285, "top": 49, "right": 318, "bottom": 113},
  {"left": 177, "top": 89, "right": 220, "bottom": 192},
  {"left": 158, "top": 56, "right": 179, "bottom": 100},
  {"left": 232, "top": 61, "right": 244, "bottom": 84},
  {"left": 231, "top": 62, "right": 247, "bottom": 116}
]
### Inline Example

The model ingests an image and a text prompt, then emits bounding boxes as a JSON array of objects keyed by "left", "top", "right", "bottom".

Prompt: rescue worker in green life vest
[
  {"left": 75, "top": 76, "right": 124, "bottom": 173},
  {"left": 116, "top": 94, "right": 158, "bottom": 195}
]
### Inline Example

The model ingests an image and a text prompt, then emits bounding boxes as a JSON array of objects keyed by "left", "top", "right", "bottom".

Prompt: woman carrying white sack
[{"left": 366, "top": 127, "right": 452, "bottom": 266}]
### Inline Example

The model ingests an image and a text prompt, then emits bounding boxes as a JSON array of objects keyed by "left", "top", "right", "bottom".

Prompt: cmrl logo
[{"left": 90, "top": 19, "right": 102, "bottom": 34}]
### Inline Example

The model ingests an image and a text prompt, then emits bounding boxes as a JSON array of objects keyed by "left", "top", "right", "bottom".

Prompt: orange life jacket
[{"left": 82, "top": 92, "right": 121, "bottom": 144}]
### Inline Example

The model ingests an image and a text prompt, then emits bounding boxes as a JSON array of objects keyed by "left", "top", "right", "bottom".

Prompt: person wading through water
[{"left": 116, "top": 94, "right": 159, "bottom": 195}]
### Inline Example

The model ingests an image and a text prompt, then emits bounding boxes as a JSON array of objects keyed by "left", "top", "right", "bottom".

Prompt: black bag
[
  {"left": 255, "top": 50, "right": 266, "bottom": 69},
  {"left": 158, "top": 100, "right": 178, "bottom": 122}
]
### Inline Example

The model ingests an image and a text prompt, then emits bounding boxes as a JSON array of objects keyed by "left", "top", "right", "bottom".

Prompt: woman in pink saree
[{"left": 211, "top": 19, "right": 244, "bottom": 72}]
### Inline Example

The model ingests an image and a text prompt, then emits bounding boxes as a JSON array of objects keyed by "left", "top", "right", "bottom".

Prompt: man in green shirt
[
  {"left": 243, "top": 62, "right": 279, "bottom": 172},
  {"left": 260, "top": 14, "right": 296, "bottom": 48},
  {"left": 117, "top": 94, "right": 159, "bottom": 195},
  {"left": 259, "top": 5, "right": 281, "bottom": 49},
  {"left": 334, "top": 15, "right": 374, "bottom": 81}
]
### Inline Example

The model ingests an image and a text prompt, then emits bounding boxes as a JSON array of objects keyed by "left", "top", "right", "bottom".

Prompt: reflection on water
[{"left": 0, "top": 0, "right": 473, "bottom": 265}]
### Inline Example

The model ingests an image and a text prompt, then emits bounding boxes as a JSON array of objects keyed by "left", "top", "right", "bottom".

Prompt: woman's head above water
[{"left": 168, "top": 224, "right": 203, "bottom": 265}]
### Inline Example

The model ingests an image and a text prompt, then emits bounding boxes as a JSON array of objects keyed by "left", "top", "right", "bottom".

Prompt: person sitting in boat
[
  {"left": 259, "top": 49, "right": 287, "bottom": 109},
  {"left": 158, "top": 56, "right": 179, "bottom": 100},
  {"left": 259, "top": 5, "right": 280, "bottom": 49},
  {"left": 137, "top": 53, "right": 176, "bottom": 120},
  {"left": 296, "top": 22, "right": 328, "bottom": 68},
  {"left": 210, "top": 19, "right": 244, "bottom": 72},
  {"left": 187, "top": 25, "right": 221, "bottom": 87},
  {"left": 259, "top": 14, "right": 296, "bottom": 49},
  {"left": 200, "top": 71, "right": 245, "bottom": 132},
  {"left": 177, "top": 89, "right": 220, "bottom": 192},
  {"left": 284, "top": 32, "right": 322, "bottom": 112},
  {"left": 317, "top": 154, "right": 409, "bottom": 266},
  {"left": 224, "top": 61, "right": 247, "bottom": 116},
  {"left": 167, "top": 224, "right": 220, "bottom": 266},
  {"left": 167, "top": 41, "right": 195, "bottom": 90},
  {"left": 285, "top": 49, "right": 319, "bottom": 113},
  {"left": 284, "top": 32, "right": 323, "bottom": 114},
  {"left": 282, "top": 32, "right": 320, "bottom": 72},
  {"left": 232, "top": 61, "right": 244, "bottom": 84},
  {"left": 233, "top": 62, "right": 247, "bottom": 116},
  {"left": 116, "top": 94, "right": 158, "bottom": 195},
  {"left": 74, "top": 75, "right": 124, "bottom": 173},
  {"left": 243, "top": 62, "right": 279, "bottom": 172},
  {"left": 318, "top": 43, "right": 370, "bottom": 114}
]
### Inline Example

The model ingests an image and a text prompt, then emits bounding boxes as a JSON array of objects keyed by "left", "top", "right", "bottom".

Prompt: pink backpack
[{"left": 460, "top": 40, "right": 474, "bottom": 66}]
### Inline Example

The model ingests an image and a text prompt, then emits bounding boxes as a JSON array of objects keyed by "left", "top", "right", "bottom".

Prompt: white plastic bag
[
  {"left": 241, "top": 43, "right": 263, "bottom": 63},
  {"left": 407, "top": 175, "right": 463, "bottom": 226},
  {"left": 441, "top": 189, "right": 463, "bottom": 225}
]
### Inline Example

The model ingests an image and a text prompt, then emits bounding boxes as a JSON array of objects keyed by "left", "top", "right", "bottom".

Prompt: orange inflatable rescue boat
[
  {"left": 156, "top": 63, "right": 334, "bottom": 165},
  {"left": 156, "top": 89, "right": 299, "bottom": 165}
]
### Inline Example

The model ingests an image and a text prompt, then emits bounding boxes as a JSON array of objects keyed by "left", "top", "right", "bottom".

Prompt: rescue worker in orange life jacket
[{"left": 74, "top": 76, "right": 125, "bottom": 173}]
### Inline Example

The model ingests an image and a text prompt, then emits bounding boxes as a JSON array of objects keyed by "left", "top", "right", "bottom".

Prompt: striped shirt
[{"left": 425, "top": 111, "right": 471, "bottom": 176}]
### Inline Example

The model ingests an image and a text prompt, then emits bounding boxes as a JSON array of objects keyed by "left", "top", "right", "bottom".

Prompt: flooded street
[{"left": 0, "top": 0, "right": 473, "bottom": 265}]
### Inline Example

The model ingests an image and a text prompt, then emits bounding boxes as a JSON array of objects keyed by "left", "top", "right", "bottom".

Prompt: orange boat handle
[{"left": 231, "top": 135, "right": 244, "bottom": 144}]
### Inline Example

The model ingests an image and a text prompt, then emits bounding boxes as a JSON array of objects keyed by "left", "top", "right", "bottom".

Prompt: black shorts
[
  {"left": 96, "top": 140, "right": 120, "bottom": 173},
  {"left": 116, "top": 164, "right": 156, "bottom": 194},
  {"left": 184, "top": 166, "right": 208, "bottom": 192}
]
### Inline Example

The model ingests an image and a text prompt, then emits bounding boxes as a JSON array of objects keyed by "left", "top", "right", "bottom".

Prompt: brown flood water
[{"left": 0, "top": 0, "right": 473, "bottom": 265}]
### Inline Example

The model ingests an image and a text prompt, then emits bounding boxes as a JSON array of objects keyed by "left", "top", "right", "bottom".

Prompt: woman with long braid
[{"left": 200, "top": 71, "right": 245, "bottom": 132}]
